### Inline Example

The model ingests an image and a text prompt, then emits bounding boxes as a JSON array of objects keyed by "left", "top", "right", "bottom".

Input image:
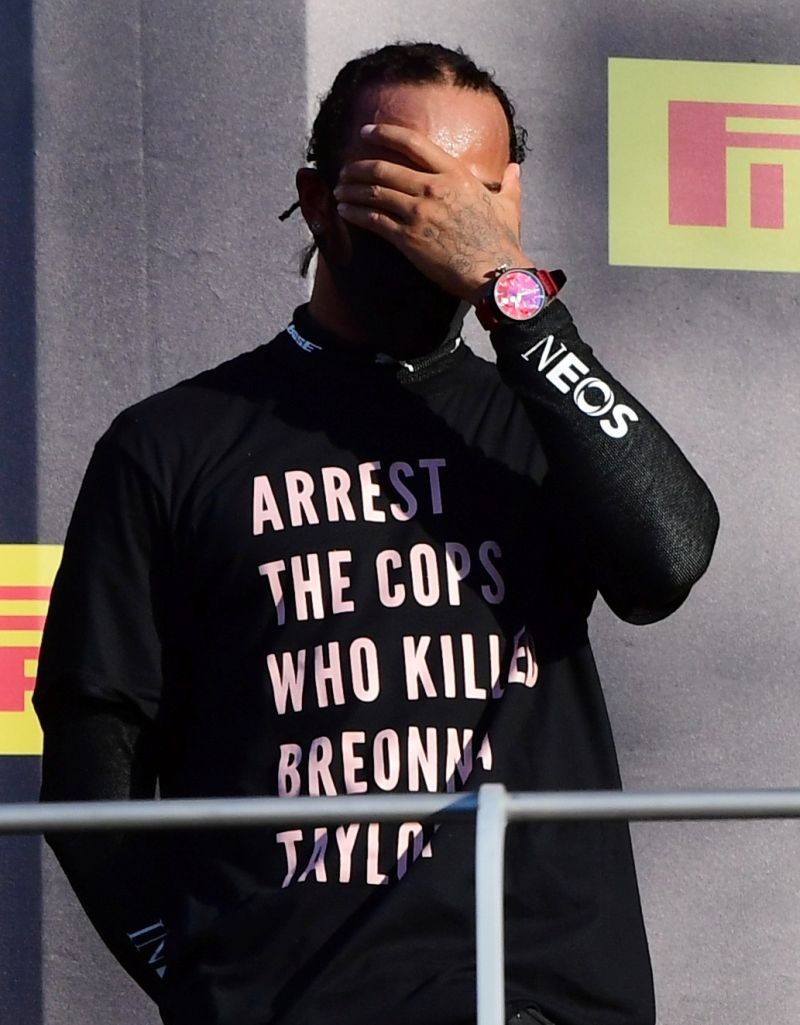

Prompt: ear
[
  {"left": 296, "top": 168, "right": 336, "bottom": 236},
  {"left": 295, "top": 167, "right": 352, "bottom": 265}
]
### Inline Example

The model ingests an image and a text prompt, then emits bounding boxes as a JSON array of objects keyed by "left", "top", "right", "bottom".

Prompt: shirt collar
[{"left": 286, "top": 303, "right": 464, "bottom": 377}]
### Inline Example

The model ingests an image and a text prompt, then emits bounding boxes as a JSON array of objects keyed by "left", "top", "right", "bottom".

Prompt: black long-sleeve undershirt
[
  {"left": 491, "top": 301, "right": 719, "bottom": 623},
  {"left": 39, "top": 698, "right": 166, "bottom": 1001}
]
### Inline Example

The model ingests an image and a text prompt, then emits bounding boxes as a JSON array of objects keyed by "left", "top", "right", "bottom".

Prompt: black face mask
[{"left": 327, "top": 224, "right": 469, "bottom": 356}]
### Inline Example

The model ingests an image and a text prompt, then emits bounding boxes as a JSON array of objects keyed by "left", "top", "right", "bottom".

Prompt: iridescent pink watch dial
[{"left": 493, "top": 269, "right": 547, "bottom": 320}]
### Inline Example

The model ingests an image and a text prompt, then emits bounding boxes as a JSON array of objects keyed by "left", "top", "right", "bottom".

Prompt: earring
[{"left": 311, "top": 222, "right": 323, "bottom": 236}]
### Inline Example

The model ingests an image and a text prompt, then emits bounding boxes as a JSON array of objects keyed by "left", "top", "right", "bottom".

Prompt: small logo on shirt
[
  {"left": 287, "top": 323, "right": 322, "bottom": 354},
  {"left": 127, "top": 919, "right": 168, "bottom": 980}
]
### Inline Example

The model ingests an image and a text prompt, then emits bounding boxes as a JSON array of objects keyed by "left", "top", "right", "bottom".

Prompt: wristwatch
[{"left": 475, "top": 265, "right": 566, "bottom": 330}]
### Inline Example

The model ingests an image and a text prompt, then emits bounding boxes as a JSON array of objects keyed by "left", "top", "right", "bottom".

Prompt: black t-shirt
[{"left": 35, "top": 299, "right": 718, "bottom": 1025}]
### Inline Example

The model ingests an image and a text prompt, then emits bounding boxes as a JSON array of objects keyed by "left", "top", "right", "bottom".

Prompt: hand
[{"left": 333, "top": 123, "right": 532, "bottom": 304}]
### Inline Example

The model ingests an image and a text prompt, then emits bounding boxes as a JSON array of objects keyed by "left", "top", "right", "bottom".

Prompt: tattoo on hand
[{"left": 433, "top": 191, "right": 520, "bottom": 279}]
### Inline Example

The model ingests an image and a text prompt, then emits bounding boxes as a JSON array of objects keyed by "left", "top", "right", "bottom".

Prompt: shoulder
[
  {"left": 89, "top": 336, "right": 297, "bottom": 492},
  {"left": 99, "top": 336, "right": 290, "bottom": 463}
]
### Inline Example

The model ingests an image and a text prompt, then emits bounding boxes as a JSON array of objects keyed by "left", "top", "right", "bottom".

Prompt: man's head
[
  {"left": 306, "top": 42, "right": 527, "bottom": 193},
  {"left": 292, "top": 42, "right": 528, "bottom": 352}
]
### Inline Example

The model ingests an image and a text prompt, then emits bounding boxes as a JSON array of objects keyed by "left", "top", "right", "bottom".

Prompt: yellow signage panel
[
  {"left": 609, "top": 58, "right": 800, "bottom": 272},
  {"left": 0, "top": 545, "right": 63, "bottom": 755}
]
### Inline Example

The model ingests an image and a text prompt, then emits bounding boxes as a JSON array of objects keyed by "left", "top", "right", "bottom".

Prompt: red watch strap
[
  {"left": 537, "top": 268, "right": 566, "bottom": 297},
  {"left": 475, "top": 296, "right": 499, "bottom": 331}
]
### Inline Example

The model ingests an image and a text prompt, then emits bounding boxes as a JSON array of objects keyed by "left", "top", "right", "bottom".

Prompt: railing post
[{"left": 475, "top": 783, "right": 509, "bottom": 1025}]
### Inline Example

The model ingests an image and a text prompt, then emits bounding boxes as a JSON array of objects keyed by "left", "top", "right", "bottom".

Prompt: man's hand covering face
[{"left": 334, "top": 123, "right": 530, "bottom": 306}]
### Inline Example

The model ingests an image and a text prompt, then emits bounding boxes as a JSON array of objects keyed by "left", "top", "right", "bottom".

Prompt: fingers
[
  {"left": 338, "top": 159, "right": 431, "bottom": 197},
  {"left": 336, "top": 201, "right": 404, "bottom": 243},
  {"left": 334, "top": 182, "right": 415, "bottom": 222},
  {"left": 358, "top": 122, "right": 457, "bottom": 173}
]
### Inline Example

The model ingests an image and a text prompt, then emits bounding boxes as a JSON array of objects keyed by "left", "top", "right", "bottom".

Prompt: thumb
[
  {"left": 501, "top": 162, "right": 523, "bottom": 238},
  {"left": 501, "top": 162, "right": 521, "bottom": 197}
]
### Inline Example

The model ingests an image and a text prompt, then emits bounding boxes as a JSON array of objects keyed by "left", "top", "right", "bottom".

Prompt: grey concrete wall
[
  {"left": 33, "top": 2, "right": 308, "bottom": 1023},
  {"left": 0, "top": 0, "right": 797, "bottom": 1022},
  {"left": 0, "top": 3, "right": 42, "bottom": 1023}
]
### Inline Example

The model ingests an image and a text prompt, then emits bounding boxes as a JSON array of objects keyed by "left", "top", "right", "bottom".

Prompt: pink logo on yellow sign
[
  {"left": 609, "top": 59, "right": 800, "bottom": 271},
  {"left": 0, "top": 545, "right": 62, "bottom": 755}
]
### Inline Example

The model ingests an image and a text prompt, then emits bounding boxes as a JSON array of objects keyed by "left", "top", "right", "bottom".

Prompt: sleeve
[
  {"left": 34, "top": 424, "right": 171, "bottom": 721},
  {"left": 489, "top": 300, "right": 720, "bottom": 624},
  {"left": 33, "top": 423, "right": 174, "bottom": 1001},
  {"left": 39, "top": 698, "right": 168, "bottom": 1001}
]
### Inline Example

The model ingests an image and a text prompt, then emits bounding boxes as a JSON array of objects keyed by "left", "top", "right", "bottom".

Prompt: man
[{"left": 34, "top": 42, "right": 718, "bottom": 1025}]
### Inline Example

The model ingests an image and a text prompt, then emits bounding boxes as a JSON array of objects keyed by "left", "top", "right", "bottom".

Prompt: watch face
[{"left": 493, "top": 269, "right": 546, "bottom": 321}]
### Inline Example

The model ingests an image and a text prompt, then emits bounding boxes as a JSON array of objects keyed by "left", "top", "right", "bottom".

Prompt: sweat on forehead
[{"left": 344, "top": 82, "right": 511, "bottom": 162}]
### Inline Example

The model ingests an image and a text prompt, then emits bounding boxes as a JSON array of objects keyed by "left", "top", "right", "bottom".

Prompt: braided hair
[{"left": 280, "top": 41, "right": 529, "bottom": 275}]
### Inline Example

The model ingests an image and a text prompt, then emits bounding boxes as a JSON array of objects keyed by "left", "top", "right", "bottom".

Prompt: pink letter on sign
[
  {"left": 750, "top": 164, "right": 784, "bottom": 228},
  {"left": 668, "top": 101, "right": 800, "bottom": 228},
  {"left": 0, "top": 585, "right": 48, "bottom": 712}
]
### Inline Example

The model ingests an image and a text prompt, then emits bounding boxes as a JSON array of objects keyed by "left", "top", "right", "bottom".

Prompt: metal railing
[{"left": 4, "top": 785, "right": 800, "bottom": 1025}]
